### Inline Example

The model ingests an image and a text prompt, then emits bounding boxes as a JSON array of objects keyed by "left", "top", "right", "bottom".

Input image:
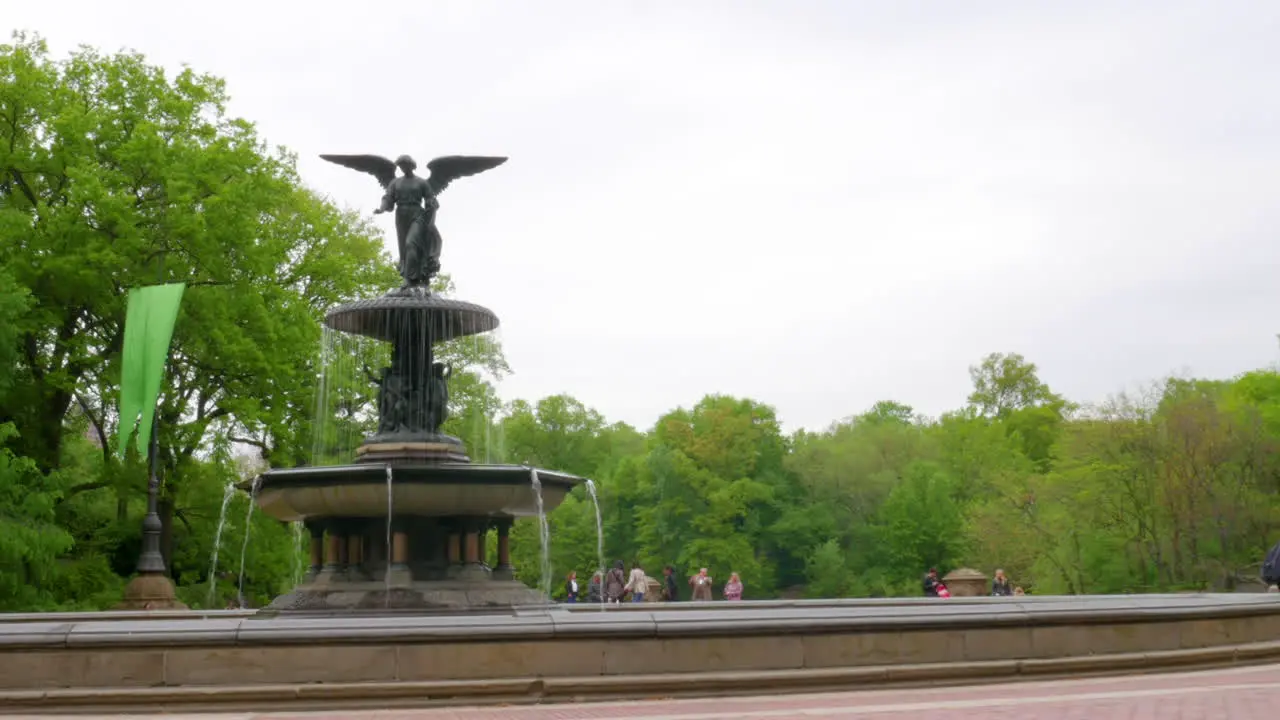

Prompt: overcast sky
[{"left": 10, "top": 1, "right": 1280, "bottom": 431}]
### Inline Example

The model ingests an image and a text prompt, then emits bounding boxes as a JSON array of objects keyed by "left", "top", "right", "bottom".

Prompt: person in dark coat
[
  {"left": 661, "top": 565, "right": 679, "bottom": 602},
  {"left": 923, "top": 567, "right": 941, "bottom": 597},
  {"left": 1263, "top": 540, "right": 1280, "bottom": 590},
  {"left": 991, "top": 569, "right": 1013, "bottom": 596},
  {"left": 586, "top": 571, "right": 603, "bottom": 603},
  {"left": 604, "top": 560, "right": 627, "bottom": 603},
  {"left": 564, "top": 571, "right": 579, "bottom": 603}
]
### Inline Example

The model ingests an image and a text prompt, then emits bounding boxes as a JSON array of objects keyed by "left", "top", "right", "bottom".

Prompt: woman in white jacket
[{"left": 625, "top": 563, "right": 648, "bottom": 603}]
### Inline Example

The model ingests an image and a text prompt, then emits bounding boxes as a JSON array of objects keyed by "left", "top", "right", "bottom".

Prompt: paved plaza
[{"left": 17, "top": 663, "right": 1279, "bottom": 719}]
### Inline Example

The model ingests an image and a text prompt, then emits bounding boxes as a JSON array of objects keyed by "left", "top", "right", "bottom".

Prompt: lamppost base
[{"left": 116, "top": 573, "right": 188, "bottom": 611}]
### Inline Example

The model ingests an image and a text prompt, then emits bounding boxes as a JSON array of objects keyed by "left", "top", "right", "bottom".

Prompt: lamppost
[
  {"left": 136, "top": 423, "right": 167, "bottom": 574},
  {"left": 117, "top": 417, "right": 187, "bottom": 610},
  {"left": 115, "top": 283, "right": 189, "bottom": 611}
]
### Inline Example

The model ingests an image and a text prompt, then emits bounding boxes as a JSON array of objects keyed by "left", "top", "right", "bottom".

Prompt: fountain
[{"left": 241, "top": 152, "right": 582, "bottom": 612}]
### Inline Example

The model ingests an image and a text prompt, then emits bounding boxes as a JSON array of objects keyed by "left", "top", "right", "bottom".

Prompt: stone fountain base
[
  {"left": 242, "top": 463, "right": 582, "bottom": 612},
  {"left": 265, "top": 578, "right": 549, "bottom": 613}
]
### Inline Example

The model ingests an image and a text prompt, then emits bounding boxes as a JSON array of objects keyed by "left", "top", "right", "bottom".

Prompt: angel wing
[
  {"left": 426, "top": 156, "right": 508, "bottom": 195},
  {"left": 319, "top": 154, "right": 398, "bottom": 188}
]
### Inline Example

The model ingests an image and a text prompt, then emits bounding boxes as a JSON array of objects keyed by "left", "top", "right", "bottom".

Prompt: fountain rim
[
  {"left": 322, "top": 292, "right": 501, "bottom": 342},
  {"left": 238, "top": 463, "right": 586, "bottom": 493}
]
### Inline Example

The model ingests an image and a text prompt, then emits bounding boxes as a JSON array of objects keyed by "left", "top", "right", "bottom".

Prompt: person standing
[
  {"left": 689, "top": 567, "right": 713, "bottom": 601},
  {"left": 923, "top": 567, "right": 942, "bottom": 597},
  {"left": 604, "top": 561, "right": 626, "bottom": 604},
  {"left": 1263, "top": 540, "right": 1280, "bottom": 592},
  {"left": 564, "top": 571, "right": 579, "bottom": 603},
  {"left": 723, "top": 572, "right": 744, "bottom": 601},
  {"left": 991, "top": 569, "right": 1013, "bottom": 597},
  {"left": 625, "top": 562, "right": 648, "bottom": 602},
  {"left": 587, "top": 571, "right": 603, "bottom": 603},
  {"left": 661, "top": 565, "right": 679, "bottom": 602}
]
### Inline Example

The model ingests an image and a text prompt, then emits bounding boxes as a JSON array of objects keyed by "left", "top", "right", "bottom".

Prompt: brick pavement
[{"left": 12, "top": 663, "right": 1280, "bottom": 719}]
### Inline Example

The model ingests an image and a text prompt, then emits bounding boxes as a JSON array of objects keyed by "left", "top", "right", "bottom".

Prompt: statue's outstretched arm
[{"left": 375, "top": 181, "right": 395, "bottom": 215}]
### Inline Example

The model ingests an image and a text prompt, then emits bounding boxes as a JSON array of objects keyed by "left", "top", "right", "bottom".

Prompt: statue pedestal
[
  {"left": 943, "top": 568, "right": 989, "bottom": 597},
  {"left": 355, "top": 436, "right": 469, "bottom": 465},
  {"left": 116, "top": 573, "right": 188, "bottom": 611}
]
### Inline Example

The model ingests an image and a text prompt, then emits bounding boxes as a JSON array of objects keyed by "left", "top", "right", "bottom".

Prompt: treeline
[
  {"left": 2, "top": 35, "right": 1277, "bottom": 610},
  {"left": 497, "top": 358, "right": 1280, "bottom": 599}
]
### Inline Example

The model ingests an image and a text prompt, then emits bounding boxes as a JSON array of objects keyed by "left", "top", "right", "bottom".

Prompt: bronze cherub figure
[{"left": 320, "top": 154, "right": 507, "bottom": 288}]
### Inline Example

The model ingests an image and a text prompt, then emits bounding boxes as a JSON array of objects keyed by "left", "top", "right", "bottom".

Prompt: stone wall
[{"left": 0, "top": 594, "right": 1277, "bottom": 713}]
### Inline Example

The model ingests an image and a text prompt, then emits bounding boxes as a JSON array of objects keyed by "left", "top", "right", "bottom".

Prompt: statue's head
[{"left": 395, "top": 155, "right": 417, "bottom": 172}]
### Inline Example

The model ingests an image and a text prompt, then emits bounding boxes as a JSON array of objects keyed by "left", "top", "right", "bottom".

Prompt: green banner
[{"left": 116, "top": 283, "right": 186, "bottom": 459}]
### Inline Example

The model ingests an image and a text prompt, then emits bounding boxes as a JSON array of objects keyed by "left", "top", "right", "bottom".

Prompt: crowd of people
[
  {"left": 563, "top": 563, "right": 745, "bottom": 603},
  {"left": 563, "top": 554, "right": 1275, "bottom": 603}
]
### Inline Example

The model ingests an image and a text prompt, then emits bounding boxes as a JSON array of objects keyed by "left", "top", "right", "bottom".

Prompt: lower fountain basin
[{"left": 251, "top": 463, "right": 582, "bottom": 522}]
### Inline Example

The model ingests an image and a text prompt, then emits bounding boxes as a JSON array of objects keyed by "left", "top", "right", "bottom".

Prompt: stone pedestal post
[{"left": 942, "top": 568, "right": 989, "bottom": 597}]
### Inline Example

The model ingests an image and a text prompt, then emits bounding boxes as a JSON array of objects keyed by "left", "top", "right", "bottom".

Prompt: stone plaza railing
[{"left": 0, "top": 594, "right": 1276, "bottom": 713}]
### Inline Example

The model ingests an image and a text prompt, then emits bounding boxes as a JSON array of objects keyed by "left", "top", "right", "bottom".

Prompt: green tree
[
  {"left": 0, "top": 34, "right": 393, "bottom": 605},
  {"left": 966, "top": 353, "right": 1071, "bottom": 471},
  {"left": 874, "top": 461, "right": 966, "bottom": 576},
  {"left": 0, "top": 423, "right": 75, "bottom": 610},
  {"left": 804, "top": 539, "right": 852, "bottom": 598}
]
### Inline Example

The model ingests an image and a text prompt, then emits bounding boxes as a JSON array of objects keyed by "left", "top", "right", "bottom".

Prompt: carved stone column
[
  {"left": 446, "top": 520, "right": 462, "bottom": 579},
  {"left": 457, "top": 517, "right": 489, "bottom": 581},
  {"left": 305, "top": 521, "right": 323, "bottom": 581},
  {"left": 386, "top": 518, "right": 412, "bottom": 587},
  {"left": 346, "top": 529, "right": 367, "bottom": 581},
  {"left": 315, "top": 521, "right": 343, "bottom": 586},
  {"left": 463, "top": 520, "right": 481, "bottom": 565},
  {"left": 493, "top": 518, "right": 514, "bottom": 581}
]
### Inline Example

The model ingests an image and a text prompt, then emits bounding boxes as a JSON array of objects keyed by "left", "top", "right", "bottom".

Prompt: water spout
[
  {"left": 291, "top": 521, "right": 306, "bottom": 584},
  {"left": 384, "top": 464, "right": 393, "bottom": 606},
  {"left": 584, "top": 479, "right": 605, "bottom": 579},
  {"left": 205, "top": 482, "right": 237, "bottom": 607},
  {"left": 236, "top": 476, "right": 263, "bottom": 609},
  {"left": 528, "top": 468, "right": 552, "bottom": 597}
]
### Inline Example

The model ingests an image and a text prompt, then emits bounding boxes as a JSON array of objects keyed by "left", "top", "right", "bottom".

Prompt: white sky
[{"left": 9, "top": 1, "right": 1280, "bottom": 431}]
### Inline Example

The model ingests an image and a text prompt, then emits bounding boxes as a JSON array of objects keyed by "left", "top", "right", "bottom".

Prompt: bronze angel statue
[{"left": 320, "top": 153, "right": 507, "bottom": 287}]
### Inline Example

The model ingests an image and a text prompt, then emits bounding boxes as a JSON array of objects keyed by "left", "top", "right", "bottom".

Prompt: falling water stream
[
  {"left": 291, "top": 521, "right": 306, "bottom": 585},
  {"left": 584, "top": 479, "right": 605, "bottom": 578},
  {"left": 236, "top": 476, "right": 263, "bottom": 609},
  {"left": 528, "top": 468, "right": 552, "bottom": 597},
  {"left": 205, "top": 482, "right": 237, "bottom": 606},
  {"left": 384, "top": 464, "right": 394, "bottom": 605}
]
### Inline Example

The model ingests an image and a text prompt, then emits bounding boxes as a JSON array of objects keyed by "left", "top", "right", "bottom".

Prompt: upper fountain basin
[
  {"left": 324, "top": 288, "right": 499, "bottom": 342},
  {"left": 248, "top": 463, "right": 582, "bottom": 522}
]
